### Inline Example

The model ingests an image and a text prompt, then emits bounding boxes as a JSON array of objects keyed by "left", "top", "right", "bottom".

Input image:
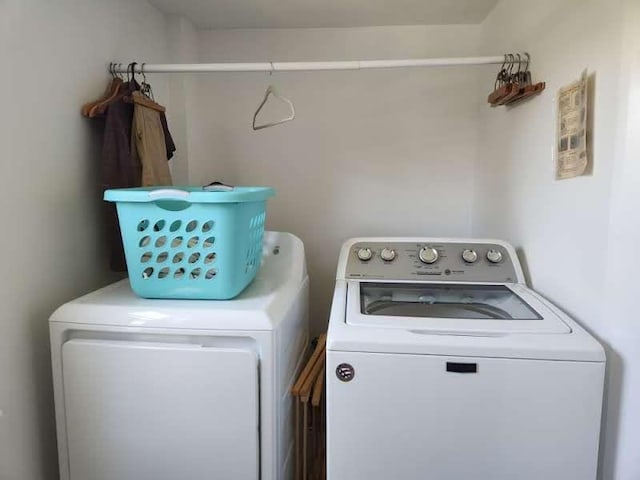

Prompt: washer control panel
[{"left": 346, "top": 241, "right": 518, "bottom": 283}]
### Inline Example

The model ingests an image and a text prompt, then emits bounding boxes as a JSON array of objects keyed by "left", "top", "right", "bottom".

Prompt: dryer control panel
[{"left": 345, "top": 241, "right": 519, "bottom": 283}]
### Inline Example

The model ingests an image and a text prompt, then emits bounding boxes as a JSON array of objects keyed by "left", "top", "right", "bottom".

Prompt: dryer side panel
[
  {"left": 327, "top": 351, "right": 604, "bottom": 480},
  {"left": 62, "top": 339, "right": 259, "bottom": 480}
]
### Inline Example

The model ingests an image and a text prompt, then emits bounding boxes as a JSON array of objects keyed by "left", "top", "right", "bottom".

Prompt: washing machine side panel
[
  {"left": 50, "top": 324, "right": 71, "bottom": 480},
  {"left": 62, "top": 338, "right": 259, "bottom": 480},
  {"left": 275, "top": 279, "right": 310, "bottom": 480},
  {"left": 327, "top": 351, "right": 604, "bottom": 480}
]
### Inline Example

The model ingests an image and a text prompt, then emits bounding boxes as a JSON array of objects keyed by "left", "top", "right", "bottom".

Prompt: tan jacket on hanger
[{"left": 131, "top": 91, "right": 173, "bottom": 186}]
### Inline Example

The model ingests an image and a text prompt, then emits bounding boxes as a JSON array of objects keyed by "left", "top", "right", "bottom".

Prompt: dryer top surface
[{"left": 50, "top": 231, "right": 308, "bottom": 331}]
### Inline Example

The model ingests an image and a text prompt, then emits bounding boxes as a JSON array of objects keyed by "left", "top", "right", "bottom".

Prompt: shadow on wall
[
  {"left": 30, "top": 118, "right": 104, "bottom": 480},
  {"left": 28, "top": 115, "right": 125, "bottom": 479},
  {"left": 584, "top": 72, "right": 597, "bottom": 176},
  {"left": 29, "top": 308, "right": 59, "bottom": 479}
]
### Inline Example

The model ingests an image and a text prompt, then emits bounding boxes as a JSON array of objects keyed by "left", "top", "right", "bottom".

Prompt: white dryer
[
  {"left": 50, "top": 231, "right": 308, "bottom": 480},
  {"left": 327, "top": 237, "right": 605, "bottom": 480}
]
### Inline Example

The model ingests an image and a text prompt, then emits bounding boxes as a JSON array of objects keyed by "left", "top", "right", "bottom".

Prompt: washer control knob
[
  {"left": 380, "top": 248, "right": 396, "bottom": 262},
  {"left": 486, "top": 249, "right": 503, "bottom": 264},
  {"left": 462, "top": 249, "right": 478, "bottom": 263},
  {"left": 419, "top": 246, "right": 439, "bottom": 264},
  {"left": 357, "top": 248, "right": 373, "bottom": 261}
]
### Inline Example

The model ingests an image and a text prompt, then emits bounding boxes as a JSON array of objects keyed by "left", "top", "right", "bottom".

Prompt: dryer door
[{"left": 62, "top": 339, "right": 259, "bottom": 480}]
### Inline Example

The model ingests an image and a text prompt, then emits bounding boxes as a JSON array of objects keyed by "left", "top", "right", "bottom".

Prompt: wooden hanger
[
  {"left": 488, "top": 83, "right": 512, "bottom": 105},
  {"left": 82, "top": 79, "right": 118, "bottom": 116},
  {"left": 88, "top": 80, "right": 124, "bottom": 117},
  {"left": 88, "top": 63, "right": 133, "bottom": 117},
  {"left": 311, "top": 366, "right": 324, "bottom": 408},
  {"left": 292, "top": 334, "right": 327, "bottom": 480},
  {"left": 504, "top": 54, "right": 546, "bottom": 106},
  {"left": 292, "top": 334, "right": 326, "bottom": 396},
  {"left": 496, "top": 54, "right": 525, "bottom": 105},
  {"left": 488, "top": 53, "right": 546, "bottom": 108},
  {"left": 82, "top": 63, "right": 123, "bottom": 117},
  {"left": 505, "top": 82, "right": 546, "bottom": 106},
  {"left": 129, "top": 91, "right": 166, "bottom": 113},
  {"left": 81, "top": 62, "right": 117, "bottom": 115},
  {"left": 488, "top": 54, "right": 513, "bottom": 106},
  {"left": 496, "top": 82, "right": 521, "bottom": 105},
  {"left": 124, "top": 63, "right": 166, "bottom": 113}
]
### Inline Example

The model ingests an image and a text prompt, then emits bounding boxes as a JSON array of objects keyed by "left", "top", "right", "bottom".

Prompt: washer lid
[{"left": 347, "top": 281, "right": 570, "bottom": 335}]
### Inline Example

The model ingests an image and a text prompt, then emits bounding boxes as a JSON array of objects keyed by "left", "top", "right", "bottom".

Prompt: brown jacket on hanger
[
  {"left": 101, "top": 82, "right": 175, "bottom": 271},
  {"left": 131, "top": 91, "right": 173, "bottom": 187}
]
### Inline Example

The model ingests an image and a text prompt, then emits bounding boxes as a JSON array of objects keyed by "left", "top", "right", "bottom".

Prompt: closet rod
[{"left": 111, "top": 55, "right": 521, "bottom": 74}]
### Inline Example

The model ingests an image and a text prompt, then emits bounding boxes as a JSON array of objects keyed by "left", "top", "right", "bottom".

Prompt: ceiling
[{"left": 149, "top": 0, "right": 499, "bottom": 29}]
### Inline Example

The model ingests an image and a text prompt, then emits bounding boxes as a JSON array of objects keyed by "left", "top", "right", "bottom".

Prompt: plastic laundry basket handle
[{"left": 148, "top": 189, "right": 191, "bottom": 201}]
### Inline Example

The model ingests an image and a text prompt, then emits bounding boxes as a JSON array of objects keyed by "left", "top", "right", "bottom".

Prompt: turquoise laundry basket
[{"left": 104, "top": 186, "right": 275, "bottom": 300}]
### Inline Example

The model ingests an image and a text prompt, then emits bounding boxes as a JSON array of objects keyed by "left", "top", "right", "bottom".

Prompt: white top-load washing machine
[
  {"left": 327, "top": 238, "right": 605, "bottom": 480},
  {"left": 50, "top": 232, "right": 308, "bottom": 480}
]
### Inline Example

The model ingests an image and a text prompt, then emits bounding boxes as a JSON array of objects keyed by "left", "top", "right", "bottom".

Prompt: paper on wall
[{"left": 556, "top": 71, "right": 589, "bottom": 179}]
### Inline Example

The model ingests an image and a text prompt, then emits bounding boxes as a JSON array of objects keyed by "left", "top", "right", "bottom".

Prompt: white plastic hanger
[{"left": 252, "top": 85, "right": 296, "bottom": 130}]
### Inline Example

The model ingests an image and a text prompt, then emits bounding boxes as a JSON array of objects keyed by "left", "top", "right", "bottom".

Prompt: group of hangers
[
  {"left": 253, "top": 54, "right": 544, "bottom": 127},
  {"left": 81, "top": 62, "right": 165, "bottom": 118},
  {"left": 488, "top": 53, "right": 545, "bottom": 107},
  {"left": 82, "top": 61, "right": 293, "bottom": 128},
  {"left": 252, "top": 63, "right": 296, "bottom": 130}
]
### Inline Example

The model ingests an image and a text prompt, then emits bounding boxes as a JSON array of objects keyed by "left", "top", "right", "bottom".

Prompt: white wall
[
  {"left": 600, "top": 1, "right": 640, "bottom": 477},
  {"left": 165, "top": 15, "right": 199, "bottom": 184},
  {"left": 474, "top": 0, "right": 639, "bottom": 478},
  {"left": 189, "top": 26, "right": 483, "bottom": 331},
  {"left": 0, "top": 1, "right": 172, "bottom": 479}
]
